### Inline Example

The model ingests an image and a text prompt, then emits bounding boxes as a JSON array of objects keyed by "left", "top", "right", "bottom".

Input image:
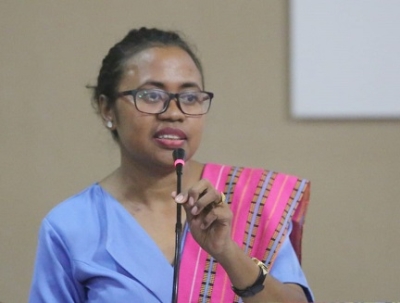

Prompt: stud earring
[{"left": 106, "top": 120, "right": 113, "bottom": 128}]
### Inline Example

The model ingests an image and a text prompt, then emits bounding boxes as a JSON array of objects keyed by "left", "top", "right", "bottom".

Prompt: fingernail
[
  {"left": 188, "top": 196, "right": 195, "bottom": 206},
  {"left": 191, "top": 206, "right": 198, "bottom": 215},
  {"left": 175, "top": 194, "right": 184, "bottom": 203}
]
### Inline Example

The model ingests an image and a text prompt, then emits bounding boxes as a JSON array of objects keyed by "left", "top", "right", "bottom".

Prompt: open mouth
[
  {"left": 154, "top": 128, "right": 187, "bottom": 148},
  {"left": 156, "top": 134, "right": 183, "bottom": 140}
]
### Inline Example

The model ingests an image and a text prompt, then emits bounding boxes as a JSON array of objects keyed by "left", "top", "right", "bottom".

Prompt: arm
[
  {"left": 215, "top": 238, "right": 309, "bottom": 303},
  {"left": 267, "top": 223, "right": 314, "bottom": 302},
  {"left": 219, "top": 229, "right": 313, "bottom": 302},
  {"left": 29, "top": 219, "right": 85, "bottom": 303},
  {"left": 175, "top": 179, "right": 311, "bottom": 303}
]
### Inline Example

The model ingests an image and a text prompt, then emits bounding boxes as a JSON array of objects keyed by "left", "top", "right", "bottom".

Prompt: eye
[
  {"left": 137, "top": 90, "right": 166, "bottom": 103},
  {"left": 179, "top": 92, "right": 202, "bottom": 104}
]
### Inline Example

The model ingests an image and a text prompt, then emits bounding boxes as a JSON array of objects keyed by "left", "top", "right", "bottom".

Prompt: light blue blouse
[{"left": 29, "top": 184, "right": 313, "bottom": 302}]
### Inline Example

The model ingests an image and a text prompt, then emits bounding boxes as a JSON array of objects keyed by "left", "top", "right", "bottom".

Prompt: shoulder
[
  {"left": 203, "top": 162, "right": 310, "bottom": 213},
  {"left": 46, "top": 184, "right": 101, "bottom": 219},
  {"left": 204, "top": 162, "right": 309, "bottom": 183},
  {"left": 41, "top": 184, "right": 104, "bottom": 239}
]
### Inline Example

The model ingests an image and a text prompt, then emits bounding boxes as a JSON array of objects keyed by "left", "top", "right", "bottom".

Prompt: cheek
[
  {"left": 189, "top": 118, "right": 206, "bottom": 145},
  {"left": 185, "top": 121, "right": 205, "bottom": 160},
  {"left": 115, "top": 108, "right": 152, "bottom": 138},
  {"left": 115, "top": 100, "right": 144, "bottom": 126},
  {"left": 191, "top": 116, "right": 205, "bottom": 131}
]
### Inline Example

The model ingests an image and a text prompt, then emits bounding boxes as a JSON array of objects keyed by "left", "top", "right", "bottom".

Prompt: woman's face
[{"left": 107, "top": 46, "right": 206, "bottom": 170}]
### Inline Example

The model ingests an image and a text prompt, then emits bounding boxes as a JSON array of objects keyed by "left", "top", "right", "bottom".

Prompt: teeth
[{"left": 158, "top": 134, "right": 181, "bottom": 140}]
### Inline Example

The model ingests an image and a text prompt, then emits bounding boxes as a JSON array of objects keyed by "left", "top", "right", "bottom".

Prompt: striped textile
[{"left": 178, "top": 163, "right": 310, "bottom": 303}]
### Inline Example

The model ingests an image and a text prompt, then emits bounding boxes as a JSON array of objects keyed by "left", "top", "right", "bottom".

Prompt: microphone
[
  {"left": 173, "top": 148, "right": 185, "bottom": 176},
  {"left": 172, "top": 148, "right": 185, "bottom": 303}
]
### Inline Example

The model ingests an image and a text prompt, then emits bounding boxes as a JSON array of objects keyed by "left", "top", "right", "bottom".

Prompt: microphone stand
[{"left": 172, "top": 149, "right": 185, "bottom": 303}]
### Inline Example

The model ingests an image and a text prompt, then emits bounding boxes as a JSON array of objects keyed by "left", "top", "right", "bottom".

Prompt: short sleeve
[
  {"left": 29, "top": 219, "right": 85, "bottom": 303},
  {"left": 269, "top": 222, "right": 314, "bottom": 302}
]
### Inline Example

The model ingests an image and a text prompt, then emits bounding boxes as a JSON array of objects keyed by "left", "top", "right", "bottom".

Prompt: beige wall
[{"left": 1, "top": 1, "right": 399, "bottom": 302}]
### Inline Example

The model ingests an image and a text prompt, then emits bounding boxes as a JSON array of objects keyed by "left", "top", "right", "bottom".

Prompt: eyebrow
[{"left": 139, "top": 81, "right": 202, "bottom": 90}]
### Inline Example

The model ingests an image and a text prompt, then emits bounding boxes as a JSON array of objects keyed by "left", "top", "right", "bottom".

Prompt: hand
[{"left": 173, "top": 179, "right": 234, "bottom": 259}]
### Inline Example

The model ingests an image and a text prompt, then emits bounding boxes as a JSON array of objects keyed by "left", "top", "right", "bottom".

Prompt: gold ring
[
  {"left": 215, "top": 192, "right": 226, "bottom": 206},
  {"left": 205, "top": 193, "right": 226, "bottom": 211}
]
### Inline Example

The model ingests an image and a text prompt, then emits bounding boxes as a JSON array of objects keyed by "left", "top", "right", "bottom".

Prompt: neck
[{"left": 100, "top": 159, "right": 204, "bottom": 208}]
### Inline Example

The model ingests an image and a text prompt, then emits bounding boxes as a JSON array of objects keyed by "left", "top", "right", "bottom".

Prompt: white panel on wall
[{"left": 290, "top": 0, "right": 400, "bottom": 119}]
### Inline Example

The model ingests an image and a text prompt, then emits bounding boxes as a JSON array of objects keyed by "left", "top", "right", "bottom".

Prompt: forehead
[{"left": 120, "top": 46, "right": 202, "bottom": 89}]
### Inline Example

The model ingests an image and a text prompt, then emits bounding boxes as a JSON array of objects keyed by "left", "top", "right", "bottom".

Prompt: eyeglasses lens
[{"left": 135, "top": 90, "right": 211, "bottom": 115}]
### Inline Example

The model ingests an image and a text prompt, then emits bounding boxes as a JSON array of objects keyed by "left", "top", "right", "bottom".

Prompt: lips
[{"left": 153, "top": 127, "right": 187, "bottom": 148}]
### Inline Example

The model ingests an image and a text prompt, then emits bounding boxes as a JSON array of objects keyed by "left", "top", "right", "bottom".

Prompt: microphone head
[
  {"left": 173, "top": 148, "right": 185, "bottom": 161},
  {"left": 173, "top": 148, "right": 185, "bottom": 169}
]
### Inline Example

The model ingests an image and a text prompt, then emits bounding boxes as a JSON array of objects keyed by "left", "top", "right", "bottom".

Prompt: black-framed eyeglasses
[{"left": 117, "top": 89, "right": 213, "bottom": 116}]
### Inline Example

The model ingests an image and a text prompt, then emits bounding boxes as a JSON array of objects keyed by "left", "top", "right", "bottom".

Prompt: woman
[{"left": 29, "top": 27, "right": 313, "bottom": 302}]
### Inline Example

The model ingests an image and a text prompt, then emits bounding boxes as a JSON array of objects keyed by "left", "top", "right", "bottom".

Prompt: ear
[{"left": 98, "top": 94, "right": 116, "bottom": 129}]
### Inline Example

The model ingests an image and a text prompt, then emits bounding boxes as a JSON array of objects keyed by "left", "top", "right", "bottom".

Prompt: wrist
[
  {"left": 231, "top": 258, "right": 268, "bottom": 298},
  {"left": 212, "top": 240, "right": 239, "bottom": 265},
  {"left": 216, "top": 243, "right": 264, "bottom": 292}
]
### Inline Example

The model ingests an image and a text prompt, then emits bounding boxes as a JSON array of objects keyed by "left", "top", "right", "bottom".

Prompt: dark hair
[{"left": 91, "top": 27, "right": 204, "bottom": 139}]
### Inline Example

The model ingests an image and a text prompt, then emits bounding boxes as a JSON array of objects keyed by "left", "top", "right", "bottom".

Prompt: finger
[
  {"left": 200, "top": 204, "right": 231, "bottom": 229},
  {"left": 174, "top": 180, "right": 209, "bottom": 206},
  {"left": 174, "top": 192, "right": 189, "bottom": 204},
  {"left": 185, "top": 179, "right": 210, "bottom": 206},
  {"left": 190, "top": 189, "right": 222, "bottom": 216},
  {"left": 201, "top": 192, "right": 225, "bottom": 213},
  {"left": 200, "top": 212, "right": 218, "bottom": 230}
]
